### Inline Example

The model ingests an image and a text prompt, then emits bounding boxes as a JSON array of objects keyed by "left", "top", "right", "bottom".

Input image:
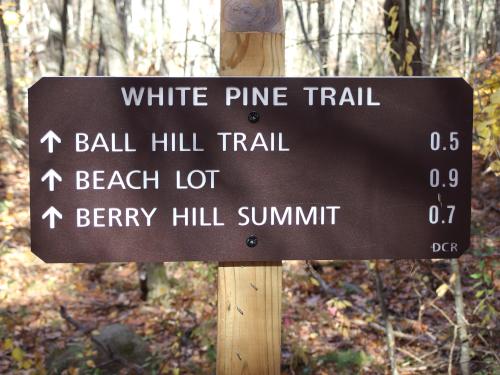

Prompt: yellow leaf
[
  {"left": 405, "top": 42, "right": 417, "bottom": 64},
  {"left": 490, "top": 87, "right": 500, "bottom": 103},
  {"left": 310, "top": 277, "right": 320, "bottom": 286},
  {"left": 475, "top": 121, "right": 492, "bottom": 139},
  {"left": 366, "top": 314, "right": 376, "bottom": 323},
  {"left": 3, "top": 338, "right": 13, "bottom": 350},
  {"left": 388, "top": 5, "right": 399, "bottom": 18},
  {"left": 389, "top": 19, "right": 398, "bottom": 35},
  {"left": 21, "top": 359, "right": 32, "bottom": 369},
  {"left": 86, "top": 360, "right": 95, "bottom": 368},
  {"left": 389, "top": 47, "right": 401, "bottom": 60},
  {"left": 482, "top": 104, "right": 497, "bottom": 117},
  {"left": 5, "top": 190, "right": 13, "bottom": 201},
  {"left": 2, "top": 10, "right": 19, "bottom": 26},
  {"left": 388, "top": 6, "right": 399, "bottom": 35},
  {"left": 486, "top": 160, "right": 500, "bottom": 176},
  {"left": 11, "top": 347, "right": 24, "bottom": 362},
  {"left": 436, "top": 283, "right": 449, "bottom": 298},
  {"left": 491, "top": 160, "right": 500, "bottom": 172}
]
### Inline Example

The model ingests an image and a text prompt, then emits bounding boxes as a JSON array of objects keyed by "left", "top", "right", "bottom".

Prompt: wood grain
[
  {"left": 217, "top": 262, "right": 282, "bottom": 374},
  {"left": 217, "top": 1, "right": 284, "bottom": 374},
  {"left": 220, "top": 32, "right": 284, "bottom": 76}
]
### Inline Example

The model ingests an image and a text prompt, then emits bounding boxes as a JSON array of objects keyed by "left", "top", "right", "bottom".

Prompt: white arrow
[
  {"left": 42, "top": 206, "right": 62, "bottom": 229},
  {"left": 40, "top": 130, "right": 61, "bottom": 154},
  {"left": 41, "top": 169, "right": 62, "bottom": 191}
]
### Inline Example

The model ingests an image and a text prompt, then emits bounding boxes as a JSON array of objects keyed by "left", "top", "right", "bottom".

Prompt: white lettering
[
  {"left": 237, "top": 206, "right": 340, "bottom": 226},
  {"left": 75, "top": 170, "right": 159, "bottom": 190},
  {"left": 121, "top": 87, "right": 145, "bottom": 106},
  {"left": 303, "top": 87, "right": 318, "bottom": 105},
  {"left": 367, "top": 87, "right": 381, "bottom": 106}
]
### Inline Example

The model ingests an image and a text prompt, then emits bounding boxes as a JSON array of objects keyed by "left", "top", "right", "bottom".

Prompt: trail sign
[{"left": 29, "top": 77, "right": 472, "bottom": 262}]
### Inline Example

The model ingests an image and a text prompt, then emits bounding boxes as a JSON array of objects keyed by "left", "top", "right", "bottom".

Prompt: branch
[
  {"left": 305, "top": 260, "right": 336, "bottom": 295},
  {"left": 304, "top": 262, "right": 421, "bottom": 342},
  {"left": 291, "top": 0, "right": 322, "bottom": 69},
  {"left": 59, "top": 305, "right": 144, "bottom": 373}
]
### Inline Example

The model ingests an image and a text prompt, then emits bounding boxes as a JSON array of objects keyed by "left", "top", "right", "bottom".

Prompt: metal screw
[
  {"left": 246, "top": 235, "right": 258, "bottom": 248},
  {"left": 248, "top": 111, "right": 260, "bottom": 123}
]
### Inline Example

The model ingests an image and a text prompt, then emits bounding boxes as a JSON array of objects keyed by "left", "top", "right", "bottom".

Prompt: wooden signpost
[
  {"left": 27, "top": 0, "right": 473, "bottom": 373},
  {"left": 218, "top": 1, "right": 284, "bottom": 373}
]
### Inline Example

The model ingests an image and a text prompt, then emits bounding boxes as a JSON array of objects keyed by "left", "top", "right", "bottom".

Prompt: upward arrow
[
  {"left": 40, "top": 130, "right": 61, "bottom": 154},
  {"left": 42, "top": 206, "right": 62, "bottom": 229},
  {"left": 41, "top": 169, "right": 62, "bottom": 191}
]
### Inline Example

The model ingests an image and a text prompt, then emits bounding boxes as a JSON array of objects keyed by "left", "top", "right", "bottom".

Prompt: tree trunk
[
  {"left": 334, "top": 0, "right": 345, "bottom": 76},
  {"left": 461, "top": 0, "right": 471, "bottom": 79},
  {"left": 318, "top": 0, "right": 329, "bottom": 75},
  {"left": 45, "top": 0, "right": 69, "bottom": 76},
  {"left": 374, "top": 261, "right": 399, "bottom": 375},
  {"left": 115, "top": 0, "right": 129, "bottom": 47},
  {"left": 422, "top": 0, "right": 432, "bottom": 75},
  {"left": 496, "top": 0, "right": 500, "bottom": 52},
  {"left": 0, "top": 5, "right": 18, "bottom": 137},
  {"left": 292, "top": 0, "right": 322, "bottom": 70},
  {"left": 138, "top": 262, "right": 171, "bottom": 302},
  {"left": 95, "top": 0, "right": 169, "bottom": 303},
  {"left": 95, "top": 0, "right": 127, "bottom": 75},
  {"left": 383, "top": 0, "right": 423, "bottom": 76},
  {"left": 430, "top": 0, "right": 446, "bottom": 72},
  {"left": 379, "top": 4, "right": 424, "bottom": 369},
  {"left": 96, "top": 32, "right": 106, "bottom": 75},
  {"left": 83, "top": 2, "right": 97, "bottom": 76},
  {"left": 217, "top": 1, "right": 284, "bottom": 373},
  {"left": 451, "top": 259, "right": 471, "bottom": 375}
]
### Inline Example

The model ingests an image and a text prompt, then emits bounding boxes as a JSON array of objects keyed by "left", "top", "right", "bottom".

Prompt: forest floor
[{"left": 0, "top": 143, "right": 498, "bottom": 374}]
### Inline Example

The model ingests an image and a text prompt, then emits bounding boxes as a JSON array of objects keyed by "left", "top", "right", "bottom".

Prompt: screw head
[
  {"left": 246, "top": 235, "right": 258, "bottom": 248},
  {"left": 248, "top": 111, "right": 260, "bottom": 123}
]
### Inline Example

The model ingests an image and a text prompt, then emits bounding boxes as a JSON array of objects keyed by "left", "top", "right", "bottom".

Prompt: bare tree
[
  {"left": 95, "top": 0, "right": 127, "bottom": 75},
  {"left": 451, "top": 259, "right": 471, "bottom": 375},
  {"left": 292, "top": 0, "right": 322, "bottom": 72},
  {"left": 430, "top": 0, "right": 447, "bottom": 72},
  {"left": 422, "top": 0, "right": 432, "bottom": 74},
  {"left": 334, "top": 0, "right": 350, "bottom": 76},
  {"left": 0, "top": 3, "right": 18, "bottom": 137},
  {"left": 83, "top": 2, "right": 97, "bottom": 76},
  {"left": 495, "top": 0, "right": 500, "bottom": 53},
  {"left": 317, "top": 0, "right": 329, "bottom": 75},
  {"left": 383, "top": 5, "right": 472, "bottom": 373},
  {"left": 94, "top": 0, "right": 170, "bottom": 302},
  {"left": 45, "top": 0, "right": 69, "bottom": 76},
  {"left": 378, "top": 4, "right": 425, "bottom": 372},
  {"left": 374, "top": 261, "right": 399, "bottom": 375}
]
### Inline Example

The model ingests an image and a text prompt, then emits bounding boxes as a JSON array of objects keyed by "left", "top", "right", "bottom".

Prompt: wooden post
[{"left": 217, "top": 1, "right": 284, "bottom": 374}]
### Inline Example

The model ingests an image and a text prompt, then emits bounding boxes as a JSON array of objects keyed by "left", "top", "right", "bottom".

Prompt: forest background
[{"left": 0, "top": 0, "right": 498, "bottom": 374}]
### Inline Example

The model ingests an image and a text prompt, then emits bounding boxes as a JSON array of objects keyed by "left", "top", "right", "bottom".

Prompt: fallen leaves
[{"left": 0, "top": 133, "right": 498, "bottom": 373}]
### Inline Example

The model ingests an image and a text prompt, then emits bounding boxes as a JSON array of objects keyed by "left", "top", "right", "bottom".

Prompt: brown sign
[{"left": 29, "top": 77, "right": 472, "bottom": 262}]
